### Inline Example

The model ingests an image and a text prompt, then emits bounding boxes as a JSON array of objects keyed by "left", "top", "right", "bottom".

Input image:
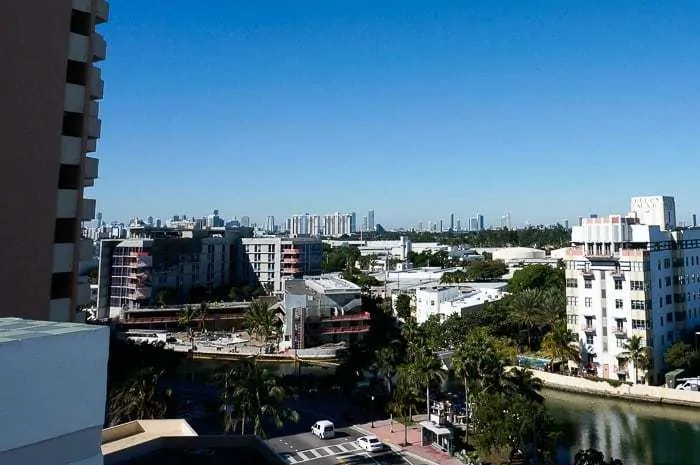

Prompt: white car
[{"left": 357, "top": 435, "right": 384, "bottom": 452}]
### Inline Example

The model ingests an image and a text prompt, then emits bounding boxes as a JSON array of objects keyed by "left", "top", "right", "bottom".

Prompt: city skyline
[{"left": 92, "top": 1, "right": 700, "bottom": 225}]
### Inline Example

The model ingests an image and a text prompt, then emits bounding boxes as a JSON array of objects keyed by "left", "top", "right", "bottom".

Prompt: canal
[{"left": 545, "top": 389, "right": 700, "bottom": 465}]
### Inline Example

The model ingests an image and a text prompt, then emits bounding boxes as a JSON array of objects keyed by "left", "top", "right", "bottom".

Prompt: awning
[{"left": 419, "top": 421, "right": 452, "bottom": 436}]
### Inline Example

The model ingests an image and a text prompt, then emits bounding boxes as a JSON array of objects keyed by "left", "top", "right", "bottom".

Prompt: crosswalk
[{"left": 280, "top": 441, "right": 364, "bottom": 464}]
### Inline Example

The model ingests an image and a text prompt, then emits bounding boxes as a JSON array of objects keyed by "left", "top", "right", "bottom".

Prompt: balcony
[
  {"left": 581, "top": 269, "right": 594, "bottom": 279},
  {"left": 613, "top": 328, "right": 628, "bottom": 338},
  {"left": 82, "top": 198, "right": 96, "bottom": 221},
  {"left": 87, "top": 117, "right": 101, "bottom": 138},
  {"left": 282, "top": 267, "right": 301, "bottom": 274},
  {"left": 64, "top": 83, "right": 85, "bottom": 113},
  {"left": 611, "top": 270, "right": 625, "bottom": 279},
  {"left": 86, "top": 138, "right": 97, "bottom": 153},
  {"left": 283, "top": 248, "right": 301, "bottom": 256},
  {"left": 84, "top": 156, "right": 99, "bottom": 181},
  {"left": 581, "top": 325, "right": 596, "bottom": 334},
  {"left": 95, "top": 0, "right": 110, "bottom": 23},
  {"left": 90, "top": 68, "right": 104, "bottom": 99},
  {"left": 313, "top": 325, "right": 371, "bottom": 335},
  {"left": 319, "top": 312, "right": 371, "bottom": 322},
  {"left": 68, "top": 33, "right": 89, "bottom": 62},
  {"left": 53, "top": 243, "right": 75, "bottom": 273},
  {"left": 92, "top": 33, "right": 107, "bottom": 61},
  {"left": 56, "top": 189, "right": 79, "bottom": 218},
  {"left": 282, "top": 257, "right": 300, "bottom": 264},
  {"left": 79, "top": 238, "right": 94, "bottom": 261},
  {"left": 49, "top": 298, "right": 72, "bottom": 322},
  {"left": 61, "top": 136, "right": 82, "bottom": 164}
]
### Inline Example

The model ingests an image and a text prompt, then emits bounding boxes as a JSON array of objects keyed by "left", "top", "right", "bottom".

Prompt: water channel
[{"left": 200, "top": 360, "right": 700, "bottom": 464}]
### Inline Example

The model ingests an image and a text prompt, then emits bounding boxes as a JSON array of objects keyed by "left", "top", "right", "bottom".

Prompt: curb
[{"left": 350, "top": 425, "right": 442, "bottom": 465}]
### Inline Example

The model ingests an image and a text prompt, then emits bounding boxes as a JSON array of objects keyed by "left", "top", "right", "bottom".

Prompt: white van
[
  {"left": 676, "top": 379, "right": 700, "bottom": 391},
  {"left": 311, "top": 420, "right": 335, "bottom": 439}
]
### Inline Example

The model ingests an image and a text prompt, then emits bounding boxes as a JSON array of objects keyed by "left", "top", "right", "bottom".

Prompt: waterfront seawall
[{"left": 529, "top": 370, "right": 700, "bottom": 408}]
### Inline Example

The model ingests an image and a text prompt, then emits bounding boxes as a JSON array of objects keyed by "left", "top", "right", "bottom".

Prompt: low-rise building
[
  {"left": 414, "top": 285, "right": 506, "bottom": 324},
  {"left": 98, "top": 229, "right": 248, "bottom": 319},
  {"left": 282, "top": 276, "right": 370, "bottom": 349},
  {"left": 241, "top": 237, "right": 323, "bottom": 293}
]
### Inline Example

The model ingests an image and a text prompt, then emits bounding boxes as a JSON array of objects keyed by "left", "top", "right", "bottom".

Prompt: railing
[
  {"left": 612, "top": 329, "right": 628, "bottom": 338},
  {"left": 282, "top": 258, "right": 300, "bottom": 264},
  {"left": 282, "top": 249, "right": 301, "bottom": 255},
  {"left": 312, "top": 325, "right": 370, "bottom": 335},
  {"left": 319, "top": 312, "right": 371, "bottom": 322},
  {"left": 581, "top": 325, "right": 596, "bottom": 333},
  {"left": 122, "top": 314, "right": 245, "bottom": 325}
]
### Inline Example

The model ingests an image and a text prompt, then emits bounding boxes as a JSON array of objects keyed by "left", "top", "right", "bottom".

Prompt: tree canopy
[{"left": 507, "top": 264, "right": 565, "bottom": 293}]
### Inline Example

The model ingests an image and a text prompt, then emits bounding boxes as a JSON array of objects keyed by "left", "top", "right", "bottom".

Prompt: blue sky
[{"left": 94, "top": 0, "right": 700, "bottom": 228}]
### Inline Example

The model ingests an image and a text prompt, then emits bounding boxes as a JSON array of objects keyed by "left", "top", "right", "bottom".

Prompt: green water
[{"left": 545, "top": 389, "right": 700, "bottom": 465}]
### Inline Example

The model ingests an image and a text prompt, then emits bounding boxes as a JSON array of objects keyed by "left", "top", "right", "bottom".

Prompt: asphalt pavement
[{"left": 265, "top": 426, "right": 432, "bottom": 465}]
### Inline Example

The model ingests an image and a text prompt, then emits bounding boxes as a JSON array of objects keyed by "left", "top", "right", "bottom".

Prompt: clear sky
[{"left": 94, "top": 0, "right": 700, "bottom": 228}]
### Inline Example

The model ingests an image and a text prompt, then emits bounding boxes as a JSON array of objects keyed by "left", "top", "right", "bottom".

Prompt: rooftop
[
  {"left": 304, "top": 276, "right": 361, "bottom": 294},
  {"left": 0, "top": 318, "right": 103, "bottom": 344}
]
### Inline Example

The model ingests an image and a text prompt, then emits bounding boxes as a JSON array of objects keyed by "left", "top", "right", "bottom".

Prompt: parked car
[
  {"left": 357, "top": 435, "right": 384, "bottom": 452},
  {"left": 311, "top": 420, "right": 335, "bottom": 439}
]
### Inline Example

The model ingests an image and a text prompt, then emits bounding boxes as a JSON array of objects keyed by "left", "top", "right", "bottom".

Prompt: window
[
  {"left": 615, "top": 299, "right": 624, "bottom": 309},
  {"left": 584, "top": 297, "right": 593, "bottom": 308},
  {"left": 616, "top": 338, "right": 626, "bottom": 348},
  {"left": 567, "top": 296, "right": 578, "bottom": 306},
  {"left": 585, "top": 280, "right": 592, "bottom": 289},
  {"left": 630, "top": 280, "right": 645, "bottom": 291},
  {"left": 601, "top": 289, "right": 606, "bottom": 298},
  {"left": 586, "top": 334, "right": 594, "bottom": 345},
  {"left": 566, "top": 279, "right": 578, "bottom": 288},
  {"left": 614, "top": 280, "right": 623, "bottom": 290},
  {"left": 631, "top": 300, "right": 646, "bottom": 310},
  {"left": 632, "top": 319, "right": 647, "bottom": 329},
  {"left": 666, "top": 277, "right": 672, "bottom": 287},
  {"left": 566, "top": 315, "right": 578, "bottom": 325},
  {"left": 666, "top": 295, "right": 672, "bottom": 305}
]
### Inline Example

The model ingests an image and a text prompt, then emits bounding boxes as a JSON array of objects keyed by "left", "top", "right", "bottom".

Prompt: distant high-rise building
[
  {"left": 478, "top": 214, "right": 484, "bottom": 231},
  {"left": 439, "top": 220, "right": 443, "bottom": 232},
  {"left": 266, "top": 216, "right": 276, "bottom": 233},
  {"left": 362, "top": 216, "right": 368, "bottom": 232},
  {"left": 500, "top": 213, "right": 511, "bottom": 229},
  {"left": 240, "top": 216, "right": 251, "bottom": 227},
  {"left": 449, "top": 213, "right": 454, "bottom": 231},
  {"left": 350, "top": 212, "right": 357, "bottom": 233},
  {"left": 367, "top": 210, "right": 375, "bottom": 232},
  {"left": 564, "top": 219, "right": 569, "bottom": 229},
  {"left": 155, "top": 218, "right": 162, "bottom": 228},
  {"left": 96, "top": 212, "right": 103, "bottom": 227},
  {"left": 146, "top": 215, "right": 154, "bottom": 226},
  {"left": 418, "top": 221, "right": 423, "bottom": 231},
  {"left": 0, "top": 1, "right": 109, "bottom": 322},
  {"left": 456, "top": 219, "right": 461, "bottom": 231},
  {"left": 693, "top": 214, "right": 698, "bottom": 228}
]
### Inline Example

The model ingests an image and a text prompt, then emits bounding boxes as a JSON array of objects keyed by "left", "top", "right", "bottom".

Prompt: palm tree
[
  {"left": 621, "top": 335, "right": 646, "bottom": 384},
  {"left": 178, "top": 305, "right": 197, "bottom": 351},
  {"left": 540, "top": 320, "right": 580, "bottom": 372},
  {"left": 197, "top": 302, "right": 209, "bottom": 333},
  {"left": 244, "top": 299, "right": 279, "bottom": 353},
  {"left": 500, "top": 367, "right": 544, "bottom": 404},
  {"left": 409, "top": 349, "right": 446, "bottom": 419},
  {"left": 391, "top": 364, "right": 419, "bottom": 445},
  {"left": 214, "top": 358, "right": 298, "bottom": 437},
  {"left": 374, "top": 345, "right": 399, "bottom": 394},
  {"left": 511, "top": 289, "right": 546, "bottom": 348},
  {"left": 108, "top": 367, "right": 172, "bottom": 426},
  {"left": 452, "top": 341, "right": 478, "bottom": 441}
]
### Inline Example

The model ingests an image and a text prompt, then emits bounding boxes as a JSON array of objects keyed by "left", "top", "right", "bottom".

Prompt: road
[{"left": 266, "top": 426, "right": 432, "bottom": 465}]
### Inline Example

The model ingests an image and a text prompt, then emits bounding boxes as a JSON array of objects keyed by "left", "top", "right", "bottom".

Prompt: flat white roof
[
  {"left": 305, "top": 276, "right": 361, "bottom": 294},
  {"left": 0, "top": 318, "right": 103, "bottom": 345}
]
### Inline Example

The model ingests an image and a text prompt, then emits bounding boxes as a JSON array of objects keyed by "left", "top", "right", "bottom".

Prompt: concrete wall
[
  {"left": 529, "top": 369, "right": 700, "bottom": 407},
  {"left": 0, "top": 320, "right": 110, "bottom": 463}
]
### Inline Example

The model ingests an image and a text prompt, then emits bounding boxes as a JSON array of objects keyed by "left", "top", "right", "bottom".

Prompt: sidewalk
[{"left": 352, "top": 419, "right": 462, "bottom": 465}]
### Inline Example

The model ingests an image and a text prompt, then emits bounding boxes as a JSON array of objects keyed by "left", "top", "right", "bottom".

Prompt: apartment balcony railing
[
  {"left": 319, "top": 312, "right": 371, "bottom": 322},
  {"left": 282, "top": 249, "right": 301, "bottom": 256},
  {"left": 581, "top": 325, "right": 596, "bottom": 334},
  {"left": 122, "top": 314, "right": 244, "bottom": 325},
  {"left": 282, "top": 267, "right": 301, "bottom": 274},
  {"left": 282, "top": 258, "right": 301, "bottom": 264},
  {"left": 613, "top": 329, "right": 628, "bottom": 338},
  {"left": 312, "top": 325, "right": 371, "bottom": 335}
]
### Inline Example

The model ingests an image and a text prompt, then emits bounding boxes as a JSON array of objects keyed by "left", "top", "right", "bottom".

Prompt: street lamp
[{"left": 371, "top": 395, "right": 375, "bottom": 428}]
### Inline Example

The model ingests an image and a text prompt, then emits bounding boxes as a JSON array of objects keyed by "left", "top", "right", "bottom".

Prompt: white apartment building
[
  {"left": 241, "top": 237, "right": 323, "bottom": 293},
  {"left": 415, "top": 285, "right": 505, "bottom": 324},
  {"left": 289, "top": 213, "right": 354, "bottom": 237},
  {"left": 565, "top": 196, "right": 700, "bottom": 384}
]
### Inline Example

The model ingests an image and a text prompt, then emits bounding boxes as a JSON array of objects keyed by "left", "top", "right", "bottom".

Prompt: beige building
[{"left": 0, "top": 0, "right": 108, "bottom": 322}]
